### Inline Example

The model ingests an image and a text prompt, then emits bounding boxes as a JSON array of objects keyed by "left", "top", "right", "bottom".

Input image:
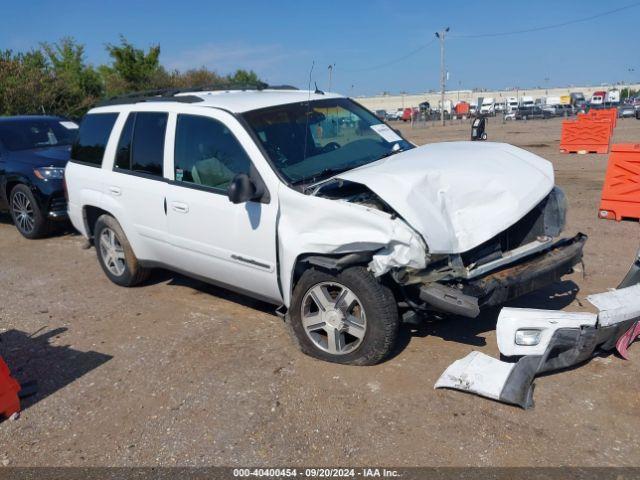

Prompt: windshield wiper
[
  {"left": 299, "top": 166, "right": 352, "bottom": 186},
  {"left": 377, "top": 146, "right": 406, "bottom": 160}
]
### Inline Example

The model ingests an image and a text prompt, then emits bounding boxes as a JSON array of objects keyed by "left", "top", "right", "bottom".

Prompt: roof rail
[{"left": 96, "top": 83, "right": 299, "bottom": 107}]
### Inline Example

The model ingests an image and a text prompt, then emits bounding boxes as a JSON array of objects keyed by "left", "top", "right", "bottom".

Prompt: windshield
[
  {"left": 0, "top": 119, "right": 78, "bottom": 151},
  {"left": 242, "top": 98, "right": 413, "bottom": 185}
]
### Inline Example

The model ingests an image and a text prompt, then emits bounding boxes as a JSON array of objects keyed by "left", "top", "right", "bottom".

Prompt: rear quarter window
[{"left": 71, "top": 113, "right": 118, "bottom": 166}]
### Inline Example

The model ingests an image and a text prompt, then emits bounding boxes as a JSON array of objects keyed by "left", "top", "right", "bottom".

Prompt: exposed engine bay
[{"left": 312, "top": 179, "right": 584, "bottom": 318}]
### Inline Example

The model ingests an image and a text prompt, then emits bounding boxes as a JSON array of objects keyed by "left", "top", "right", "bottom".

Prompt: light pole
[
  {"left": 435, "top": 27, "right": 449, "bottom": 126},
  {"left": 627, "top": 68, "right": 635, "bottom": 98},
  {"left": 328, "top": 64, "right": 335, "bottom": 91}
]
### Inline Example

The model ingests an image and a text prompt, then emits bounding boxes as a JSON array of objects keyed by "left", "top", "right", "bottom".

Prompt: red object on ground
[
  {"left": 560, "top": 118, "right": 612, "bottom": 154},
  {"left": 616, "top": 320, "right": 640, "bottom": 360},
  {"left": 598, "top": 144, "right": 640, "bottom": 221},
  {"left": 0, "top": 357, "right": 20, "bottom": 419}
]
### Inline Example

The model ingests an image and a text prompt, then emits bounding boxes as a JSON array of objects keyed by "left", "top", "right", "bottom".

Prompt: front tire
[
  {"left": 94, "top": 214, "right": 150, "bottom": 287},
  {"left": 9, "top": 184, "right": 49, "bottom": 239},
  {"left": 287, "top": 267, "right": 400, "bottom": 365}
]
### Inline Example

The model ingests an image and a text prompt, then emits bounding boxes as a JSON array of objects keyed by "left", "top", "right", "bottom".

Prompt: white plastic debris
[
  {"left": 497, "top": 308, "right": 597, "bottom": 357},
  {"left": 587, "top": 283, "right": 640, "bottom": 327},
  {"left": 434, "top": 351, "right": 516, "bottom": 401}
]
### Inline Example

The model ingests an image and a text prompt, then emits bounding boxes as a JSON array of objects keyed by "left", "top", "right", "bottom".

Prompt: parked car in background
[
  {"left": 374, "top": 110, "right": 387, "bottom": 121},
  {"left": 65, "top": 86, "right": 584, "bottom": 365},
  {"left": 385, "top": 110, "right": 400, "bottom": 121},
  {"left": 0, "top": 116, "right": 78, "bottom": 238},
  {"left": 514, "top": 106, "right": 552, "bottom": 120},
  {"left": 618, "top": 104, "right": 636, "bottom": 118},
  {"left": 401, "top": 107, "right": 415, "bottom": 122}
]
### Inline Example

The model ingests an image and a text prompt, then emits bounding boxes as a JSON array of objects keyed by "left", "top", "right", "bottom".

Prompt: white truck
[
  {"left": 520, "top": 96, "right": 535, "bottom": 108},
  {"left": 506, "top": 97, "right": 519, "bottom": 113},
  {"left": 64, "top": 86, "right": 585, "bottom": 365},
  {"left": 480, "top": 97, "right": 495, "bottom": 115},
  {"left": 606, "top": 89, "right": 620, "bottom": 104}
]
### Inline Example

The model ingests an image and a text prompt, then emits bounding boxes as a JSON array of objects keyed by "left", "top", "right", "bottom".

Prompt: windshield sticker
[
  {"left": 370, "top": 124, "right": 402, "bottom": 143},
  {"left": 59, "top": 121, "right": 79, "bottom": 130}
]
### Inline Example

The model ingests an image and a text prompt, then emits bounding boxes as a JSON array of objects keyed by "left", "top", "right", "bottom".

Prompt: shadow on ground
[
  {"left": 0, "top": 328, "right": 112, "bottom": 414},
  {"left": 0, "top": 212, "right": 77, "bottom": 237},
  {"left": 145, "top": 269, "right": 276, "bottom": 315},
  {"left": 397, "top": 280, "right": 580, "bottom": 349}
]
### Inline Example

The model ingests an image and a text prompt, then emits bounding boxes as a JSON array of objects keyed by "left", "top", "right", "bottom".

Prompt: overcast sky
[{"left": 3, "top": 0, "right": 638, "bottom": 95}]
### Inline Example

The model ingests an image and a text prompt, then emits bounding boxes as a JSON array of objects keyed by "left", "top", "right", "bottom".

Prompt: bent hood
[{"left": 335, "top": 142, "right": 555, "bottom": 254}]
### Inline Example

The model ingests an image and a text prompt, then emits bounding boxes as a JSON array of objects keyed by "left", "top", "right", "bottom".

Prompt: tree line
[{"left": 0, "top": 36, "right": 263, "bottom": 119}]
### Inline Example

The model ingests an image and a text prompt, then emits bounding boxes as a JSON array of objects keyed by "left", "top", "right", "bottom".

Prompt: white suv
[{"left": 65, "top": 86, "right": 586, "bottom": 365}]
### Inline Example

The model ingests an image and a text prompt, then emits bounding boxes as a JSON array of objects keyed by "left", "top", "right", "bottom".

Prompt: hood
[
  {"left": 335, "top": 142, "right": 554, "bottom": 254},
  {"left": 7, "top": 145, "right": 71, "bottom": 167}
]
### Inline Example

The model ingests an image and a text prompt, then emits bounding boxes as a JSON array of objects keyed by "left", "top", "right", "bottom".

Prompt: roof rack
[{"left": 97, "top": 83, "right": 299, "bottom": 107}]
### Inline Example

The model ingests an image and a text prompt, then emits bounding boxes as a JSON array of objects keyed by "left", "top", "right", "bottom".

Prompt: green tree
[
  {"left": 104, "top": 36, "right": 162, "bottom": 95},
  {"left": 228, "top": 69, "right": 263, "bottom": 87},
  {"left": 0, "top": 49, "right": 58, "bottom": 116},
  {"left": 41, "top": 37, "right": 103, "bottom": 117}
]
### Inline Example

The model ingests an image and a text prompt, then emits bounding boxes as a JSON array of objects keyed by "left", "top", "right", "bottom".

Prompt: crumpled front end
[
  {"left": 386, "top": 186, "right": 586, "bottom": 317},
  {"left": 277, "top": 183, "right": 428, "bottom": 307}
]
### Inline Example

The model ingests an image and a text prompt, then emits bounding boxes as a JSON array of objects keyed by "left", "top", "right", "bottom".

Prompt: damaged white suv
[{"left": 65, "top": 86, "right": 586, "bottom": 365}]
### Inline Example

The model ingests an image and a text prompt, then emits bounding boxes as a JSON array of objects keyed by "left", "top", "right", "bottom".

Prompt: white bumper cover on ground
[{"left": 435, "top": 283, "right": 640, "bottom": 408}]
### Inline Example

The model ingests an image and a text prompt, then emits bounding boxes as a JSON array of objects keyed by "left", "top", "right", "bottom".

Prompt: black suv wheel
[{"left": 9, "top": 184, "right": 49, "bottom": 239}]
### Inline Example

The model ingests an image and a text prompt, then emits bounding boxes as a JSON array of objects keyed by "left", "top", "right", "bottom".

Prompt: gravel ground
[{"left": 0, "top": 116, "right": 639, "bottom": 467}]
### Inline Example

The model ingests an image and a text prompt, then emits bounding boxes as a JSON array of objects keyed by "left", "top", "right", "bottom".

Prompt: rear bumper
[{"left": 419, "top": 233, "right": 587, "bottom": 317}]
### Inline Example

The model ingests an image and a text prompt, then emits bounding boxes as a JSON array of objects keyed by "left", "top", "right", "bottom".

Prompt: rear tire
[
  {"left": 286, "top": 266, "right": 400, "bottom": 366},
  {"left": 9, "top": 184, "right": 49, "bottom": 239},
  {"left": 94, "top": 214, "right": 150, "bottom": 287}
]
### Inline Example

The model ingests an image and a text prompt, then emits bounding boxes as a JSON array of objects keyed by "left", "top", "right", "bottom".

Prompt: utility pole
[
  {"left": 435, "top": 27, "right": 449, "bottom": 126},
  {"left": 328, "top": 64, "right": 335, "bottom": 91}
]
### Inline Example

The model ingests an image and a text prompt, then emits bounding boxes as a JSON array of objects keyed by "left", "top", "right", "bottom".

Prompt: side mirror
[{"left": 227, "top": 173, "right": 257, "bottom": 204}]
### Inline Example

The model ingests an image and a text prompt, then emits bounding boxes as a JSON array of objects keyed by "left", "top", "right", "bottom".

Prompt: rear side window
[
  {"left": 71, "top": 113, "right": 118, "bottom": 166},
  {"left": 114, "top": 112, "right": 167, "bottom": 177}
]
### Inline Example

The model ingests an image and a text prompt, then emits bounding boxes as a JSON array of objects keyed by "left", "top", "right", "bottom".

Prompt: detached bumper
[{"left": 419, "top": 234, "right": 587, "bottom": 318}]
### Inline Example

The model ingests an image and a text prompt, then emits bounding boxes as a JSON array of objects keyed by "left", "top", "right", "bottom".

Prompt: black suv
[
  {"left": 0, "top": 116, "right": 78, "bottom": 238},
  {"left": 514, "top": 106, "right": 553, "bottom": 120}
]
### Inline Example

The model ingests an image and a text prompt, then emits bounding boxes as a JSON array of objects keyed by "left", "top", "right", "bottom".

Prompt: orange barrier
[
  {"left": 589, "top": 108, "right": 617, "bottom": 129},
  {"left": 578, "top": 108, "right": 617, "bottom": 131},
  {"left": 599, "top": 144, "right": 640, "bottom": 221},
  {"left": 0, "top": 357, "right": 20, "bottom": 419},
  {"left": 560, "top": 118, "right": 612, "bottom": 154}
]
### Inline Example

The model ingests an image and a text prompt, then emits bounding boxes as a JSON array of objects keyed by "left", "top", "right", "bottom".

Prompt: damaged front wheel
[{"left": 287, "top": 267, "right": 400, "bottom": 365}]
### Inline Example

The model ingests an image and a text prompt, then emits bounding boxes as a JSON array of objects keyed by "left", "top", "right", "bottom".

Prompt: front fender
[{"left": 277, "top": 184, "right": 427, "bottom": 307}]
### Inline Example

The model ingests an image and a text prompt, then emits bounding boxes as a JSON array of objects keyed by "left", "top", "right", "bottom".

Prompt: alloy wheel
[
  {"left": 11, "top": 191, "right": 35, "bottom": 234},
  {"left": 99, "top": 227, "right": 126, "bottom": 277},
  {"left": 301, "top": 282, "right": 367, "bottom": 355}
]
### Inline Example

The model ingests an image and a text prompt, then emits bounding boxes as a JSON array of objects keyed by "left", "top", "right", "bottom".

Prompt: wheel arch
[
  {"left": 287, "top": 251, "right": 375, "bottom": 307},
  {"left": 83, "top": 205, "right": 112, "bottom": 240}
]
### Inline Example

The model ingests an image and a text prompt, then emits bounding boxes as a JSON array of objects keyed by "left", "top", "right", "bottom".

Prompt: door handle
[
  {"left": 171, "top": 202, "right": 189, "bottom": 213},
  {"left": 108, "top": 186, "right": 122, "bottom": 196}
]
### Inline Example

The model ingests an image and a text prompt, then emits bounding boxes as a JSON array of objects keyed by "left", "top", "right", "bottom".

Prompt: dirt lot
[{"left": 0, "top": 116, "right": 639, "bottom": 467}]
